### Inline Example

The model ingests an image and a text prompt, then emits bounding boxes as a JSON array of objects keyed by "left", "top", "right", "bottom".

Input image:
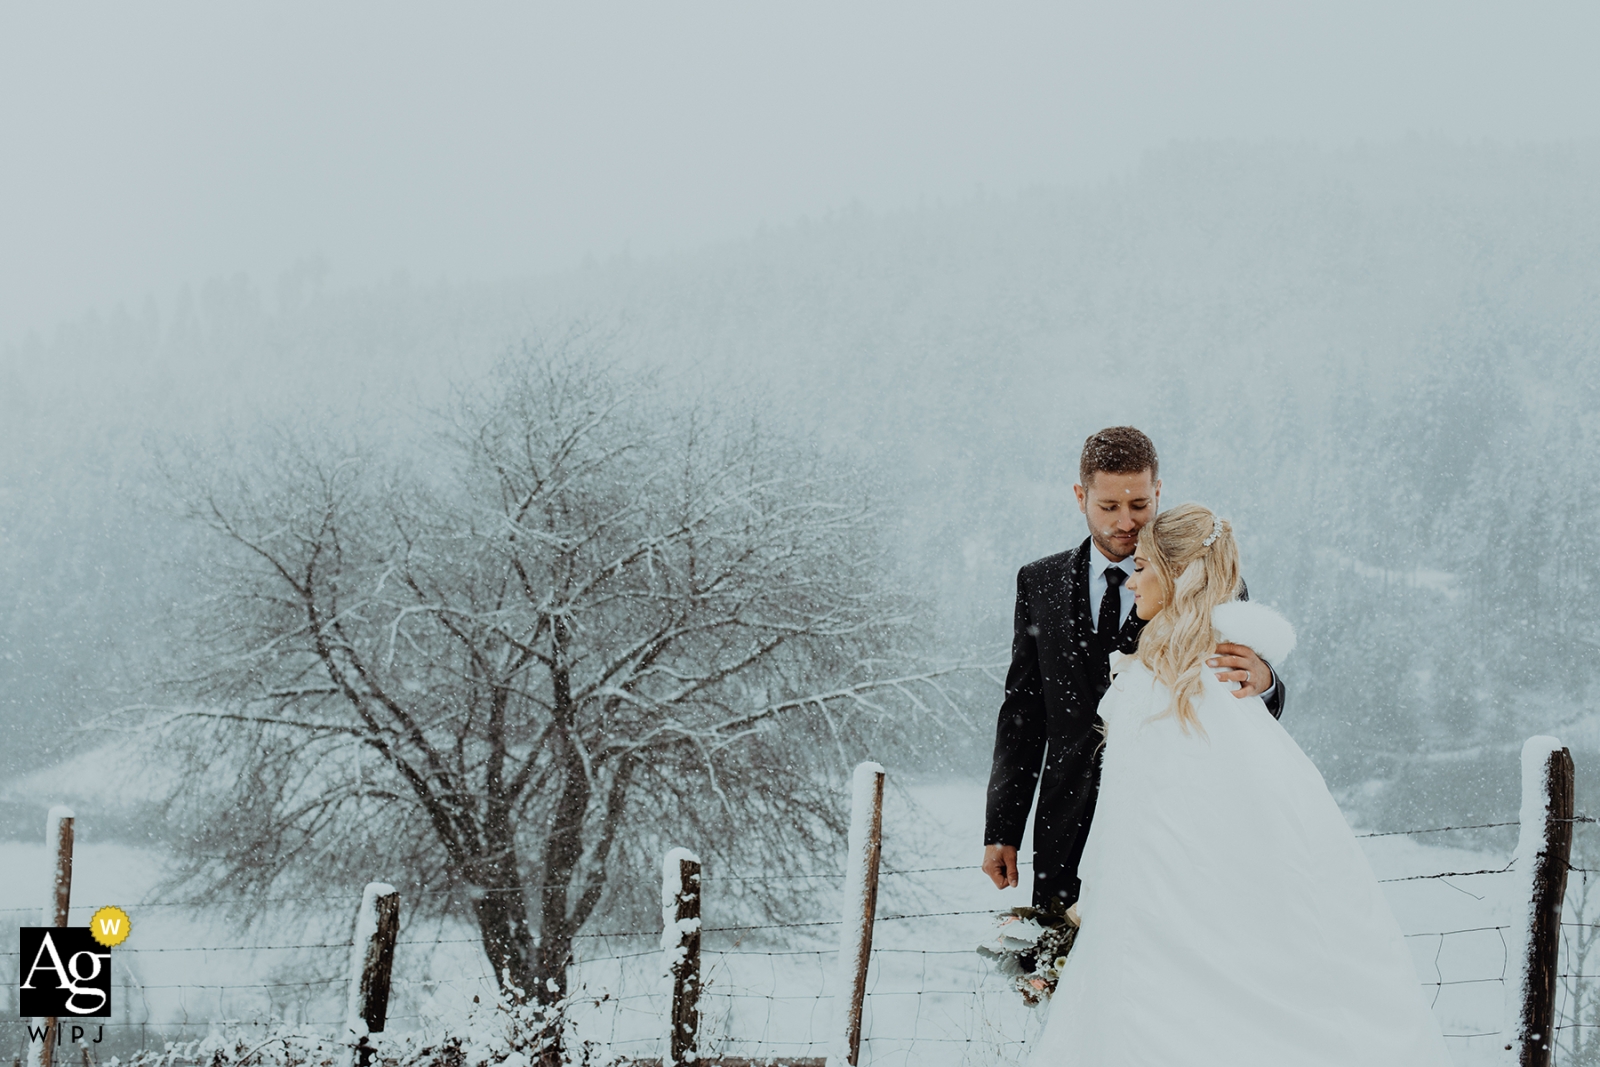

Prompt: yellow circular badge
[{"left": 89, "top": 906, "right": 131, "bottom": 947}]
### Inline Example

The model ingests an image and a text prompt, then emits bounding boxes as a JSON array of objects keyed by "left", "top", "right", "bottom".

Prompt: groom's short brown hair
[{"left": 1079, "top": 426, "right": 1159, "bottom": 486}]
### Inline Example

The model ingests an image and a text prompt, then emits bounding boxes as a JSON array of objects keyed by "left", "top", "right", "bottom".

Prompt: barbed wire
[
  {"left": 1355, "top": 821, "right": 1519, "bottom": 838},
  {"left": 1405, "top": 925, "right": 1510, "bottom": 938},
  {"left": 0, "top": 864, "right": 1030, "bottom": 917},
  {"left": 5, "top": 816, "right": 1569, "bottom": 917},
  {"left": 1377, "top": 862, "right": 1514, "bottom": 884},
  {"left": 0, "top": 912, "right": 1528, "bottom": 961}
]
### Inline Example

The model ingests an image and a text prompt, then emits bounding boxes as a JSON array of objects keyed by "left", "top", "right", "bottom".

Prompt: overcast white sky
[{"left": 3, "top": 1, "right": 1599, "bottom": 345}]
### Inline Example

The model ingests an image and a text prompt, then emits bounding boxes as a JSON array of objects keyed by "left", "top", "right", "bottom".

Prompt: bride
[{"left": 1032, "top": 504, "right": 1451, "bottom": 1066}]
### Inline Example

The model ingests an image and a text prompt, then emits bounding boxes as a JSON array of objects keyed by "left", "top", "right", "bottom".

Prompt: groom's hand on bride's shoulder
[
  {"left": 1209, "top": 643, "right": 1274, "bottom": 699},
  {"left": 983, "top": 844, "right": 1020, "bottom": 889}
]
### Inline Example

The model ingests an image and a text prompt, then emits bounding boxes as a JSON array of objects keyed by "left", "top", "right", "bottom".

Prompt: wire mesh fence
[
  {"left": 0, "top": 825, "right": 1565, "bottom": 1067},
  {"left": 7, "top": 731, "right": 1595, "bottom": 1067}
]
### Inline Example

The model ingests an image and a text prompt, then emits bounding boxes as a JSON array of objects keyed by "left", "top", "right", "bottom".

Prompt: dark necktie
[{"left": 1099, "top": 567, "right": 1126, "bottom": 651}]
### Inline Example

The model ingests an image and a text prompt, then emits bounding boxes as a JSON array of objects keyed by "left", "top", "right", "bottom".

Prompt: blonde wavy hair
[{"left": 1133, "top": 503, "right": 1242, "bottom": 734}]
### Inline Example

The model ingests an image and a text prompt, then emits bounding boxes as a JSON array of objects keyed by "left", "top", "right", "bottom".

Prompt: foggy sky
[{"left": 4, "top": 1, "right": 1600, "bottom": 347}]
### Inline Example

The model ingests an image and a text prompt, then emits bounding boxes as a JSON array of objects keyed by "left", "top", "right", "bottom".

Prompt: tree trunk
[
  {"left": 466, "top": 813, "right": 538, "bottom": 1000},
  {"left": 532, "top": 622, "right": 590, "bottom": 1007},
  {"left": 470, "top": 875, "right": 537, "bottom": 998},
  {"left": 533, "top": 725, "right": 593, "bottom": 1004}
]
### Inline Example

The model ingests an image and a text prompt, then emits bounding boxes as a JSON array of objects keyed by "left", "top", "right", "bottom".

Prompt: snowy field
[{"left": 1, "top": 778, "right": 1536, "bottom": 1066}]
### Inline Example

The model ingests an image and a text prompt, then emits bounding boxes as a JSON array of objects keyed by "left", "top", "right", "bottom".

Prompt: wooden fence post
[
  {"left": 828, "top": 762, "right": 885, "bottom": 1067},
  {"left": 27, "top": 806, "right": 75, "bottom": 1067},
  {"left": 1506, "top": 737, "right": 1575, "bottom": 1067},
  {"left": 343, "top": 882, "right": 400, "bottom": 1067},
  {"left": 661, "top": 848, "right": 702, "bottom": 1067}
]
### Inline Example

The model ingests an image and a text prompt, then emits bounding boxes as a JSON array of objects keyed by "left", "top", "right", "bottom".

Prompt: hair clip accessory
[{"left": 1202, "top": 515, "right": 1223, "bottom": 548}]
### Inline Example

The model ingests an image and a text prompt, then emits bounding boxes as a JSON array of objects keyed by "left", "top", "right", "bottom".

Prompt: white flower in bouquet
[{"left": 976, "top": 906, "right": 1079, "bottom": 1005}]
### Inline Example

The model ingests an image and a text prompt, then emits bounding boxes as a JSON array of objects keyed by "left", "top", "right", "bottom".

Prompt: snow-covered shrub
[{"left": 106, "top": 994, "right": 608, "bottom": 1067}]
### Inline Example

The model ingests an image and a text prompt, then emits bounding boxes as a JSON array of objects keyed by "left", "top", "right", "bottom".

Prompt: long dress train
[{"left": 1031, "top": 601, "right": 1451, "bottom": 1066}]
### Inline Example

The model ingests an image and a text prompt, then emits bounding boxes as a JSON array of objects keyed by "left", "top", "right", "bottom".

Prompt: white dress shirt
[{"left": 1088, "top": 546, "right": 1136, "bottom": 633}]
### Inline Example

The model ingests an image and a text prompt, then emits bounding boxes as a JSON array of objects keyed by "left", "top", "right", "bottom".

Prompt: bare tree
[{"left": 149, "top": 344, "right": 962, "bottom": 1006}]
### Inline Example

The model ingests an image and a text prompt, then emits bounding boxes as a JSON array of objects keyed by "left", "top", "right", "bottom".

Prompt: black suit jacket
[{"left": 984, "top": 536, "right": 1287, "bottom": 910}]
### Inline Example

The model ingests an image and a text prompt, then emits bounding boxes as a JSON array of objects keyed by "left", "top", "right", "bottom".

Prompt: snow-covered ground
[
  {"left": 0, "top": 777, "right": 1536, "bottom": 1066},
  {"left": 563, "top": 778, "right": 1527, "bottom": 1067}
]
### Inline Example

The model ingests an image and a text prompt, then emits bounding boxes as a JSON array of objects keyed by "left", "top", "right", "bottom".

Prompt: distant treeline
[{"left": 4, "top": 138, "right": 1599, "bottom": 836}]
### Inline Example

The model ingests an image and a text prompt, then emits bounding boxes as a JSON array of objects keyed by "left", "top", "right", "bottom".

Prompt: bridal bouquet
[{"left": 976, "top": 905, "right": 1078, "bottom": 1006}]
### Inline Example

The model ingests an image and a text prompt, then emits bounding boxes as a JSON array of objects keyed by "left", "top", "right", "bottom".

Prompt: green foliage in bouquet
[{"left": 975, "top": 905, "right": 1079, "bottom": 1007}]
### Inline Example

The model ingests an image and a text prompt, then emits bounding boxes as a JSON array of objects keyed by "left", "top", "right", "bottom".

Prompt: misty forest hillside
[{"left": 4, "top": 138, "right": 1600, "bottom": 841}]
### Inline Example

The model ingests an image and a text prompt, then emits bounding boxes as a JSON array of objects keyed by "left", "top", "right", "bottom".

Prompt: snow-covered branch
[{"left": 158, "top": 343, "right": 948, "bottom": 1008}]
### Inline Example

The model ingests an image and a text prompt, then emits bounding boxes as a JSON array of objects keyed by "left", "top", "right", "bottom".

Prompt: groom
[{"left": 982, "top": 426, "right": 1287, "bottom": 911}]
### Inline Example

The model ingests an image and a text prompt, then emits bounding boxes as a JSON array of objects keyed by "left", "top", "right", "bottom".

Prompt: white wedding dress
[{"left": 1032, "top": 601, "right": 1452, "bottom": 1066}]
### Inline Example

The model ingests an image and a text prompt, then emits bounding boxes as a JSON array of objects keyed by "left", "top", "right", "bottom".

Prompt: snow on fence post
[
  {"left": 27, "top": 806, "right": 75, "bottom": 1067},
  {"left": 827, "top": 762, "right": 885, "bottom": 1067},
  {"left": 341, "top": 882, "right": 400, "bottom": 1067},
  {"left": 1503, "top": 736, "right": 1575, "bottom": 1067},
  {"left": 661, "top": 848, "right": 703, "bottom": 1067}
]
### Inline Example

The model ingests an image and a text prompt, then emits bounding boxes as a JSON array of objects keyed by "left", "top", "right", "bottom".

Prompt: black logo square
[{"left": 18, "top": 928, "right": 112, "bottom": 1018}]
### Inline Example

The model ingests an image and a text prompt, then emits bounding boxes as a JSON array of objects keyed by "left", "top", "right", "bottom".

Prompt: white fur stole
[{"left": 1210, "top": 600, "right": 1297, "bottom": 663}]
